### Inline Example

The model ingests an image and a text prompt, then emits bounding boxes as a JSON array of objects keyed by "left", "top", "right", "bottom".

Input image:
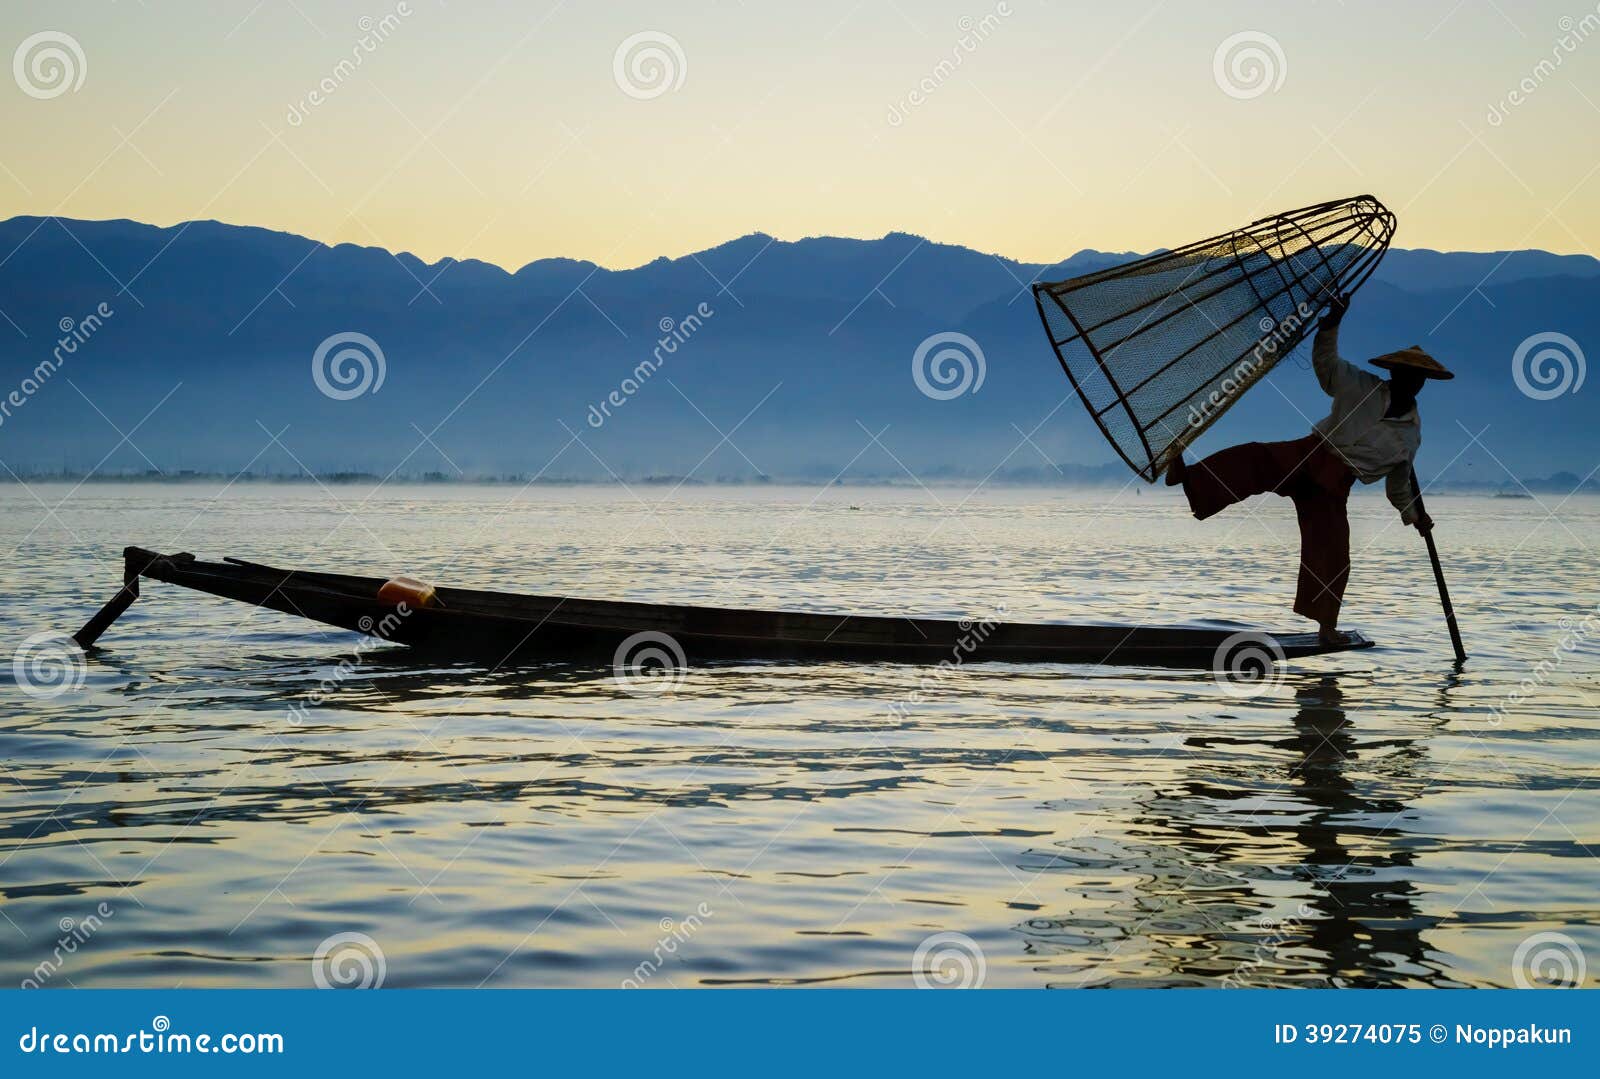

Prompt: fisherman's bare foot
[
  {"left": 1165, "top": 454, "right": 1187, "bottom": 486},
  {"left": 1318, "top": 626, "right": 1350, "bottom": 646}
]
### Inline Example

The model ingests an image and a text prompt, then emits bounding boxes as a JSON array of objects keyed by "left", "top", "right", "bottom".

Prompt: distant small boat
[
  {"left": 1492, "top": 491, "right": 1533, "bottom": 499},
  {"left": 74, "top": 547, "right": 1373, "bottom": 669}
]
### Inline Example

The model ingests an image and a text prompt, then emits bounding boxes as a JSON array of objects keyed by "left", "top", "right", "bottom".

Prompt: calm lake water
[{"left": 2, "top": 483, "right": 1596, "bottom": 988}]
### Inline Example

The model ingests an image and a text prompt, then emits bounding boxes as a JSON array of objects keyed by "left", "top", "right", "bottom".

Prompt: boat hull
[{"left": 92, "top": 547, "right": 1375, "bottom": 669}]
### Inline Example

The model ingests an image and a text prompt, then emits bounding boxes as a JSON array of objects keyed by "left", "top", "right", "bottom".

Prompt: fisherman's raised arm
[{"left": 1312, "top": 294, "right": 1351, "bottom": 396}]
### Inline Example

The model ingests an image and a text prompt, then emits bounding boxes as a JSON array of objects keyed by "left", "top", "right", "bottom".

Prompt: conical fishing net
[{"left": 1033, "top": 195, "right": 1396, "bottom": 482}]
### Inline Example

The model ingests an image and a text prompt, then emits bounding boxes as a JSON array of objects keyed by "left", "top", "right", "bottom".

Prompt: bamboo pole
[{"left": 1410, "top": 467, "right": 1466, "bottom": 663}]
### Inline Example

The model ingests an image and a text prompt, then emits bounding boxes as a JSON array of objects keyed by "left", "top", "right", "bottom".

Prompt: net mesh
[{"left": 1033, "top": 195, "right": 1396, "bottom": 482}]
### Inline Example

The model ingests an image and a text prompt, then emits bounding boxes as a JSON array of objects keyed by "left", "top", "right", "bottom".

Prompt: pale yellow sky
[{"left": 4, "top": 0, "right": 1598, "bottom": 268}]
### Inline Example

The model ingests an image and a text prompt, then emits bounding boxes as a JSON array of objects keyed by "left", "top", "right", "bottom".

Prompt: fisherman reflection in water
[{"left": 1166, "top": 293, "right": 1454, "bottom": 645}]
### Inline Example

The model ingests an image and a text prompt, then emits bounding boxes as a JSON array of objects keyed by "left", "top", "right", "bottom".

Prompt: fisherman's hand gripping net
[{"left": 1032, "top": 195, "right": 1396, "bottom": 482}]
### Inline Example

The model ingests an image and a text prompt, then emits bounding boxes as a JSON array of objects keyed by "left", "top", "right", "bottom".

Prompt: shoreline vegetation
[{"left": 2, "top": 468, "right": 1595, "bottom": 495}]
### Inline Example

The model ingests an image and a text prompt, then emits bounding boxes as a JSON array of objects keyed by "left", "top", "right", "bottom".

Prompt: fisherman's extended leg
[{"left": 1180, "top": 440, "right": 1297, "bottom": 520}]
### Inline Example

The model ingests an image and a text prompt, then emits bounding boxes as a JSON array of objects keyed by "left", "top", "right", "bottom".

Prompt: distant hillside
[{"left": 0, "top": 215, "right": 1593, "bottom": 484}]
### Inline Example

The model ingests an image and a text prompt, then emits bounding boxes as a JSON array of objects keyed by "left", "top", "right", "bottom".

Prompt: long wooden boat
[{"left": 74, "top": 547, "right": 1374, "bottom": 669}]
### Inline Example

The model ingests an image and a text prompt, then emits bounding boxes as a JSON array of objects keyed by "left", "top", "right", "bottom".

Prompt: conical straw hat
[{"left": 1369, "top": 345, "right": 1453, "bottom": 380}]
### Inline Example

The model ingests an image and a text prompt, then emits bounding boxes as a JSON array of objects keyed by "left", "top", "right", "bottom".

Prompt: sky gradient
[{"left": 4, "top": 0, "right": 1599, "bottom": 269}]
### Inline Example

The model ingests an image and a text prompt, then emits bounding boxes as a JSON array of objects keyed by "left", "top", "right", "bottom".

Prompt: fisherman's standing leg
[
  {"left": 1179, "top": 437, "right": 1310, "bottom": 520},
  {"left": 1291, "top": 481, "right": 1352, "bottom": 638}
]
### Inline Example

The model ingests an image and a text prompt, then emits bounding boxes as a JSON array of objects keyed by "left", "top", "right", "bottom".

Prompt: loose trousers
[{"left": 1180, "top": 434, "right": 1357, "bottom": 629}]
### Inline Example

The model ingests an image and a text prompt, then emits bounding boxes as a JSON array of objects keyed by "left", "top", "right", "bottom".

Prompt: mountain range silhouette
[{"left": 1, "top": 215, "right": 1594, "bottom": 487}]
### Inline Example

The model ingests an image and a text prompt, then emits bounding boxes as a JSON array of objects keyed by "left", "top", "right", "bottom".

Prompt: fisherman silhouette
[{"left": 1166, "top": 293, "right": 1453, "bottom": 645}]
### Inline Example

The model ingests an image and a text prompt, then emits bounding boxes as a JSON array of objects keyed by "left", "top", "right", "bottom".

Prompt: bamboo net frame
[{"left": 1033, "top": 195, "right": 1397, "bottom": 482}]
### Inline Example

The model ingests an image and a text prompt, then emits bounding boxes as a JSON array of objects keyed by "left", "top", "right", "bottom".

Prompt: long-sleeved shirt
[{"left": 1310, "top": 319, "right": 1421, "bottom": 523}]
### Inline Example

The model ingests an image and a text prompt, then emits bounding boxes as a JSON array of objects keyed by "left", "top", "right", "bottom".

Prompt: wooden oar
[{"left": 1410, "top": 466, "right": 1466, "bottom": 663}]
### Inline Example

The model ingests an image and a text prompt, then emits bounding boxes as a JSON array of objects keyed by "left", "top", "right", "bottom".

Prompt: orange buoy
[{"left": 377, "top": 575, "right": 439, "bottom": 609}]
